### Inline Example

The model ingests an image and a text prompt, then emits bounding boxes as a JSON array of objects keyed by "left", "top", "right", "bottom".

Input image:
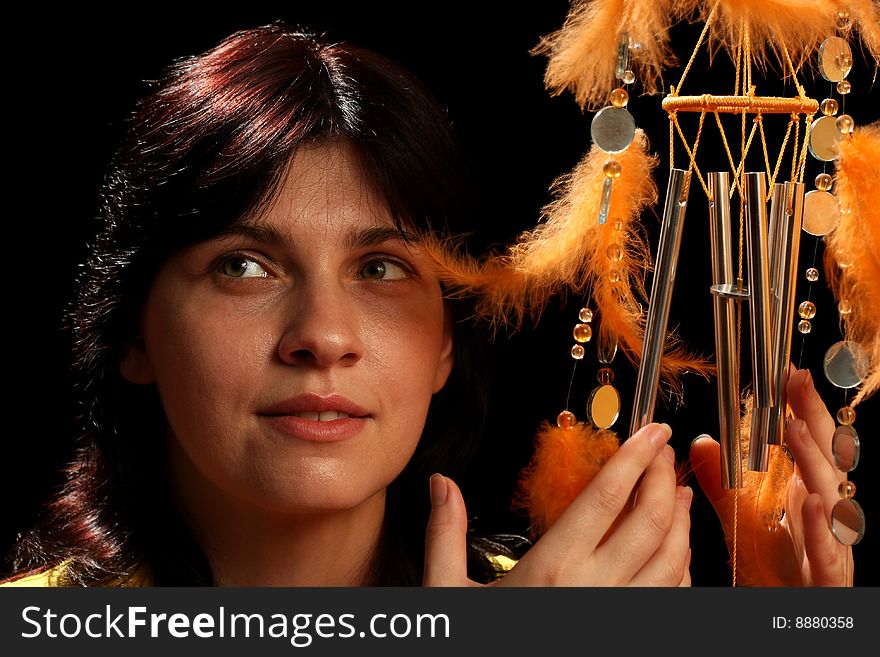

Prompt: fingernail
[
  {"left": 430, "top": 473, "right": 448, "bottom": 506},
  {"left": 650, "top": 423, "right": 673, "bottom": 449},
  {"left": 677, "top": 485, "right": 694, "bottom": 508},
  {"left": 691, "top": 433, "right": 711, "bottom": 446},
  {"left": 663, "top": 444, "right": 676, "bottom": 464}
]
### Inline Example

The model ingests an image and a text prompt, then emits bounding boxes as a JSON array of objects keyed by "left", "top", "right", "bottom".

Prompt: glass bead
[
  {"left": 798, "top": 300, "right": 816, "bottom": 319},
  {"left": 597, "top": 367, "right": 614, "bottom": 384},
  {"left": 573, "top": 323, "right": 593, "bottom": 343},
  {"left": 832, "top": 425, "right": 860, "bottom": 472},
  {"left": 814, "top": 173, "right": 833, "bottom": 191},
  {"left": 622, "top": 69, "right": 635, "bottom": 85},
  {"left": 606, "top": 243, "right": 624, "bottom": 261},
  {"left": 578, "top": 307, "right": 593, "bottom": 323},
  {"left": 609, "top": 87, "right": 629, "bottom": 108},
  {"left": 820, "top": 98, "right": 839, "bottom": 116},
  {"left": 836, "top": 53, "right": 853, "bottom": 72},
  {"left": 603, "top": 160, "right": 622, "bottom": 178},
  {"left": 836, "top": 114, "right": 854, "bottom": 134},
  {"left": 836, "top": 15, "right": 851, "bottom": 30},
  {"left": 571, "top": 344, "right": 585, "bottom": 360},
  {"left": 597, "top": 333, "right": 618, "bottom": 364},
  {"left": 838, "top": 299, "right": 853, "bottom": 315},
  {"left": 838, "top": 480, "right": 856, "bottom": 499},
  {"left": 837, "top": 405, "right": 856, "bottom": 425},
  {"left": 798, "top": 319, "right": 812, "bottom": 334},
  {"left": 836, "top": 249, "right": 854, "bottom": 269},
  {"left": 556, "top": 410, "right": 576, "bottom": 429},
  {"left": 608, "top": 269, "right": 622, "bottom": 283},
  {"left": 831, "top": 498, "right": 865, "bottom": 546},
  {"left": 805, "top": 267, "right": 819, "bottom": 282},
  {"left": 613, "top": 218, "right": 624, "bottom": 231},
  {"left": 837, "top": 80, "right": 852, "bottom": 94}
]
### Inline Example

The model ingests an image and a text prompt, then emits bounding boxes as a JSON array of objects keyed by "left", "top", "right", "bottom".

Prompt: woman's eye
[
  {"left": 359, "top": 259, "right": 409, "bottom": 281},
  {"left": 220, "top": 256, "right": 268, "bottom": 278}
]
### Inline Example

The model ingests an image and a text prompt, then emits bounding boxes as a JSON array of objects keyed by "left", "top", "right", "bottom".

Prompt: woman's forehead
[{"left": 254, "top": 140, "right": 400, "bottom": 241}]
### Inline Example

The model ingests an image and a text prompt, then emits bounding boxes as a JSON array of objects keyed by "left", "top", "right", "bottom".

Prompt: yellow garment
[
  {"left": 1, "top": 562, "right": 150, "bottom": 587},
  {"left": 486, "top": 554, "right": 518, "bottom": 573}
]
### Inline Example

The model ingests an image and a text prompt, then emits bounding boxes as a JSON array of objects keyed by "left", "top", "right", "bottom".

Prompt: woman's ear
[
  {"left": 432, "top": 311, "right": 455, "bottom": 393},
  {"left": 118, "top": 337, "right": 155, "bottom": 384}
]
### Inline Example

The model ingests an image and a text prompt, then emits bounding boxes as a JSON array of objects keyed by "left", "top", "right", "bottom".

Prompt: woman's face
[{"left": 121, "top": 140, "right": 454, "bottom": 516}]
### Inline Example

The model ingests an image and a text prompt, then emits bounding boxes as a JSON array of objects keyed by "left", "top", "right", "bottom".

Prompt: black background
[{"left": 4, "top": 1, "right": 877, "bottom": 585}]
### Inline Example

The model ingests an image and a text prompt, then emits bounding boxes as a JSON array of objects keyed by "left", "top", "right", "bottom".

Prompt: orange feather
[
  {"left": 535, "top": 0, "right": 679, "bottom": 110},
  {"left": 825, "top": 122, "right": 880, "bottom": 405},
  {"left": 842, "top": 0, "right": 880, "bottom": 65},
  {"left": 674, "top": 0, "right": 838, "bottom": 71},
  {"left": 512, "top": 421, "right": 620, "bottom": 539}
]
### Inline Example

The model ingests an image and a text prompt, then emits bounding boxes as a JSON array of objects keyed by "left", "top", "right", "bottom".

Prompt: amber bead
[
  {"left": 573, "top": 323, "right": 593, "bottom": 343},
  {"left": 557, "top": 410, "right": 576, "bottom": 429},
  {"left": 837, "top": 406, "right": 856, "bottom": 425},
  {"left": 820, "top": 98, "right": 839, "bottom": 116},
  {"left": 799, "top": 300, "right": 816, "bottom": 319},
  {"left": 609, "top": 87, "right": 629, "bottom": 108},
  {"left": 603, "top": 160, "right": 622, "bottom": 179},
  {"left": 838, "top": 480, "right": 856, "bottom": 499},
  {"left": 814, "top": 173, "right": 833, "bottom": 191}
]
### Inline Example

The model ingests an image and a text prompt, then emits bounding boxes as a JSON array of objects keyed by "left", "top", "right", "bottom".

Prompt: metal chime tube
[
  {"left": 753, "top": 183, "right": 789, "bottom": 449},
  {"left": 708, "top": 172, "right": 742, "bottom": 489},
  {"left": 745, "top": 172, "right": 775, "bottom": 472},
  {"left": 766, "top": 182, "right": 805, "bottom": 445},
  {"left": 630, "top": 168, "right": 690, "bottom": 435}
]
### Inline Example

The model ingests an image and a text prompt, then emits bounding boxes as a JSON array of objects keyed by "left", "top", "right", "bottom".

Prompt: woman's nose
[{"left": 277, "top": 281, "right": 364, "bottom": 368}]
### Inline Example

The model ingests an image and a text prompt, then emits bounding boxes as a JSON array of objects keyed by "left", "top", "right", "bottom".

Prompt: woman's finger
[
  {"left": 534, "top": 423, "right": 674, "bottom": 560},
  {"left": 422, "top": 474, "right": 471, "bottom": 586},
  {"left": 801, "top": 493, "right": 849, "bottom": 586},
  {"left": 785, "top": 418, "right": 841, "bottom": 522},
  {"left": 787, "top": 367, "right": 836, "bottom": 464},
  {"left": 597, "top": 445, "right": 678, "bottom": 583},
  {"left": 689, "top": 435, "right": 729, "bottom": 519},
  {"left": 679, "top": 549, "right": 692, "bottom": 587},
  {"left": 628, "top": 484, "right": 693, "bottom": 586}
]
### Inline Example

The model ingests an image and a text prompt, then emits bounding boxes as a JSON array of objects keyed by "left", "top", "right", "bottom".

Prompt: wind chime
[{"left": 429, "top": 0, "right": 878, "bottom": 584}]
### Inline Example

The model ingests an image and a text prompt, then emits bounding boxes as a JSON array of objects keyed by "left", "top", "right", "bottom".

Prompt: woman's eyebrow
[
  {"left": 216, "top": 224, "right": 418, "bottom": 249},
  {"left": 219, "top": 223, "right": 288, "bottom": 246},
  {"left": 345, "top": 226, "right": 419, "bottom": 250}
]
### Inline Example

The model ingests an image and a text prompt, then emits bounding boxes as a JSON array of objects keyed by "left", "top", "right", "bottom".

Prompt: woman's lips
[
  {"left": 258, "top": 394, "right": 370, "bottom": 442},
  {"left": 261, "top": 414, "right": 368, "bottom": 442}
]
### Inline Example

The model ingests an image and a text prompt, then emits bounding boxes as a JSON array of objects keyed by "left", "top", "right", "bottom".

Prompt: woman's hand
[
  {"left": 690, "top": 367, "right": 853, "bottom": 586},
  {"left": 422, "top": 422, "right": 692, "bottom": 586}
]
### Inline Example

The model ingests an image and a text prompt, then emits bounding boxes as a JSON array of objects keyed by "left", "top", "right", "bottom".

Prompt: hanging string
[{"left": 671, "top": 1, "right": 719, "bottom": 98}]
